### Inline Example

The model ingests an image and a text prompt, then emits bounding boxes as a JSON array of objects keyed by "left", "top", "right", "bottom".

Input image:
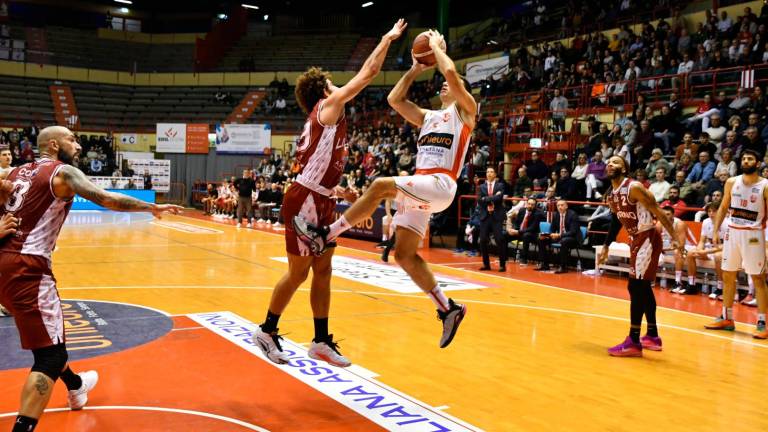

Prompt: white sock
[
  {"left": 758, "top": 313, "right": 766, "bottom": 323},
  {"left": 675, "top": 271, "right": 682, "bottom": 283},
  {"left": 724, "top": 307, "right": 733, "bottom": 320},
  {"left": 427, "top": 285, "right": 450, "bottom": 313},
  {"left": 327, "top": 216, "right": 351, "bottom": 241},
  {"left": 748, "top": 276, "right": 755, "bottom": 295},
  {"left": 688, "top": 276, "right": 695, "bottom": 286}
]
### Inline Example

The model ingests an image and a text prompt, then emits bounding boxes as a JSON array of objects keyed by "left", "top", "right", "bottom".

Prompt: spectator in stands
[
  {"left": 397, "top": 146, "right": 414, "bottom": 172},
  {"left": 651, "top": 105, "right": 678, "bottom": 153},
  {"left": 599, "top": 137, "right": 614, "bottom": 162},
  {"left": 586, "top": 151, "right": 606, "bottom": 200},
  {"left": 716, "top": 147, "right": 737, "bottom": 176},
  {"left": 687, "top": 151, "right": 716, "bottom": 202},
  {"left": 650, "top": 167, "right": 671, "bottom": 202},
  {"left": 536, "top": 199, "right": 580, "bottom": 274},
  {"left": 661, "top": 185, "right": 689, "bottom": 219},
  {"left": 684, "top": 93, "right": 719, "bottom": 130},
  {"left": 675, "top": 132, "right": 698, "bottom": 161},
  {"left": 634, "top": 169, "right": 651, "bottom": 188},
  {"left": 633, "top": 119, "right": 656, "bottom": 163},
  {"left": 727, "top": 87, "right": 752, "bottom": 118},
  {"left": 645, "top": 148, "right": 671, "bottom": 178},
  {"left": 705, "top": 168, "right": 728, "bottom": 203},
  {"left": 697, "top": 132, "right": 718, "bottom": 159},
  {"left": 514, "top": 166, "right": 533, "bottom": 196},
  {"left": 550, "top": 88, "right": 568, "bottom": 138},
  {"left": 587, "top": 123, "right": 610, "bottom": 156},
  {"left": 572, "top": 153, "right": 589, "bottom": 181},
  {"left": 556, "top": 167, "right": 579, "bottom": 201},
  {"left": 507, "top": 197, "right": 543, "bottom": 265},
  {"left": 613, "top": 136, "right": 631, "bottom": 168},
  {"left": 525, "top": 150, "right": 550, "bottom": 186},
  {"left": 743, "top": 126, "right": 766, "bottom": 158},
  {"left": 704, "top": 113, "right": 726, "bottom": 147},
  {"left": 0, "top": 146, "right": 11, "bottom": 177}
]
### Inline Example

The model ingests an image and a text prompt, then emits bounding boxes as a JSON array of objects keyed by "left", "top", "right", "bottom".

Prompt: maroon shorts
[
  {"left": 281, "top": 183, "right": 336, "bottom": 256},
  {"left": 0, "top": 252, "right": 65, "bottom": 350},
  {"left": 629, "top": 229, "right": 663, "bottom": 281}
]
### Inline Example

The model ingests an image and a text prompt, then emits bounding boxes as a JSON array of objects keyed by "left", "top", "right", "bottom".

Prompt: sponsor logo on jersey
[
  {"left": 616, "top": 211, "right": 637, "bottom": 220},
  {"left": 751, "top": 194, "right": 758, "bottom": 203},
  {"left": 417, "top": 133, "right": 454, "bottom": 149},
  {"left": 730, "top": 207, "right": 759, "bottom": 221}
]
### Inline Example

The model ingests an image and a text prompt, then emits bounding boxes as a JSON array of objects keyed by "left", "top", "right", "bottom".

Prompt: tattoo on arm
[
  {"left": 34, "top": 374, "right": 50, "bottom": 396},
  {"left": 60, "top": 165, "right": 153, "bottom": 212}
]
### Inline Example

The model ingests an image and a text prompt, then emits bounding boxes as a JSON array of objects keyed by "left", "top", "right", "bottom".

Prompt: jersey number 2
[{"left": 4, "top": 179, "right": 31, "bottom": 212}]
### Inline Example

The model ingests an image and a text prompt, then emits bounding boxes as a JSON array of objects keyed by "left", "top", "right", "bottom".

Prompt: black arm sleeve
[{"left": 604, "top": 213, "right": 621, "bottom": 246}]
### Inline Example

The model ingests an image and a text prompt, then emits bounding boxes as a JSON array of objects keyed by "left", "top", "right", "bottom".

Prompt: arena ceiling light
[
  {"left": 114, "top": 0, "right": 132, "bottom": 4},
  {"left": 362, "top": 2, "right": 374, "bottom": 7},
  {"left": 241, "top": 4, "right": 259, "bottom": 9},
  {"left": 119, "top": 7, "right": 129, "bottom": 13},
  {"left": 263, "top": 14, "right": 269, "bottom": 21}
]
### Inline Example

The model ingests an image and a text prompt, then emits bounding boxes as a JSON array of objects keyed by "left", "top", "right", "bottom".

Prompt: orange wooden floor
[{"left": 1, "top": 210, "right": 767, "bottom": 432}]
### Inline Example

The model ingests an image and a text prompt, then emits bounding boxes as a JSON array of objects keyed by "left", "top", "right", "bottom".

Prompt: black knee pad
[{"left": 31, "top": 344, "right": 68, "bottom": 382}]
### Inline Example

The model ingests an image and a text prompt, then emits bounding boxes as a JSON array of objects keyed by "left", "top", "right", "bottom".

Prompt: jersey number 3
[{"left": 4, "top": 179, "right": 31, "bottom": 212}]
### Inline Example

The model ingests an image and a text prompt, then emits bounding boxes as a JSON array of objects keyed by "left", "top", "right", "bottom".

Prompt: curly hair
[{"left": 295, "top": 67, "right": 331, "bottom": 115}]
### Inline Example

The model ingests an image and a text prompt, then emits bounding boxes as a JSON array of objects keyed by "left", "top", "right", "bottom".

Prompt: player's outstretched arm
[
  {"left": 321, "top": 19, "right": 407, "bottom": 124},
  {"left": 427, "top": 30, "right": 477, "bottom": 128},
  {"left": 56, "top": 165, "right": 183, "bottom": 218},
  {"left": 387, "top": 53, "right": 431, "bottom": 127}
]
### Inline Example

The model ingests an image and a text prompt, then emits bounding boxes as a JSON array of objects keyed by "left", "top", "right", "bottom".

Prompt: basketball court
[{"left": 0, "top": 211, "right": 766, "bottom": 431}]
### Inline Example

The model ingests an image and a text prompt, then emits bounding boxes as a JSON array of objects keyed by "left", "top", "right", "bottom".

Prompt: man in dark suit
[
  {"left": 537, "top": 199, "right": 581, "bottom": 273},
  {"left": 506, "top": 197, "right": 542, "bottom": 265},
  {"left": 478, "top": 167, "right": 508, "bottom": 272}
]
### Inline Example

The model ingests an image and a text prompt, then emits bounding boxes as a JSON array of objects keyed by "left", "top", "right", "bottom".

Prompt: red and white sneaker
[
  {"left": 308, "top": 335, "right": 351, "bottom": 368},
  {"left": 67, "top": 370, "right": 99, "bottom": 410}
]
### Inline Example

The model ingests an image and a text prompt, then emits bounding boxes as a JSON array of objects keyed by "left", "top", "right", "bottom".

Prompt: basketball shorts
[
  {"left": 392, "top": 173, "right": 457, "bottom": 238},
  {"left": 722, "top": 226, "right": 766, "bottom": 275},
  {"left": 282, "top": 183, "right": 336, "bottom": 256},
  {"left": 629, "top": 228, "right": 663, "bottom": 281},
  {"left": 0, "top": 252, "right": 65, "bottom": 350}
]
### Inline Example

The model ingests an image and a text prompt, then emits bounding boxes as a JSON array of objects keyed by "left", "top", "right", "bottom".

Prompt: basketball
[{"left": 412, "top": 31, "right": 446, "bottom": 66}]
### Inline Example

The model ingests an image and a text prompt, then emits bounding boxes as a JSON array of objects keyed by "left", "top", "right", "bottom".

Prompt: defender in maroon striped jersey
[
  {"left": 251, "top": 19, "right": 407, "bottom": 368},
  {"left": 598, "top": 155, "right": 682, "bottom": 357},
  {"left": 0, "top": 126, "right": 182, "bottom": 431}
]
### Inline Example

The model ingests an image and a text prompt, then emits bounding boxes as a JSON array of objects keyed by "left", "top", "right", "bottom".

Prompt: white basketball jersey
[
  {"left": 728, "top": 175, "right": 768, "bottom": 230},
  {"left": 415, "top": 103, "right": 472, "bottom": 180}
]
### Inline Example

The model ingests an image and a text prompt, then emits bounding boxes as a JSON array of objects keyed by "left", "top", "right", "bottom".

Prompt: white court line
[
  {"left": 55, "top": 240, "right": 285, "bottom": 249},
  {"left": 177, "top": 213, "right": 748, "bottom": 324},
  {"left": 0, "top": 406, "right": 269, "bottom": 431},
  {"left": 58, "top": 285, "right": 768, "bottom": 350},
  {"left": 170, "top": 326, "right": 205, "bottom": 332},
  {"left": 434, "top": 405, "right": 450, "bottom": 411}
]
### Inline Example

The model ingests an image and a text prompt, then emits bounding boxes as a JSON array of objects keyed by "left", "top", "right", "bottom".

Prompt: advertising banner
[
  {"left": 126, "top": 159, "right": 171, "bottom": 192},
  {"left": 335, "top": 203, "right": 385, "bottom": 240},
  {"left": 185, "top": 123, "right": 210, "bottom": 154},
  {"left": 465, "top": 56, "right": 509, "bottom": 84},
  {"left": 215, "top": 123, "right": 271, "bottom": 154},
  {"left": 156, "top": 123, "right": 186, "bottom": 153}
]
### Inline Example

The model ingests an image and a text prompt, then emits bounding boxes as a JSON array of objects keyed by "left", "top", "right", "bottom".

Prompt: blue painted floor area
[{"left": 0, "top": 300, "right": 172, "bottom": 371}]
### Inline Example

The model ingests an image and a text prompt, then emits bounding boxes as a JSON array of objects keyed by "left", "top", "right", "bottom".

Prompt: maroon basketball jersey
[
  {"left": 607, "top": 177, "right": 654, "bottom": 235},
  {"left": 0, "top": 158, "right": 72, "bottom": 259},
  {"left": 294, "top": 99, "right": 348, "bottom": 191}
]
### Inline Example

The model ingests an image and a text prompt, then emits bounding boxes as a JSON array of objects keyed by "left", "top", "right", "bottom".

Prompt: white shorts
[
  {"left": 392, "top": 173, "right": 457, "bottom": 238},
  {"left": 722, "top": 227, "right": 767, "bottom": 274},
  {"left": 659, "top": 244, "right": 695, "bottom": 264}
]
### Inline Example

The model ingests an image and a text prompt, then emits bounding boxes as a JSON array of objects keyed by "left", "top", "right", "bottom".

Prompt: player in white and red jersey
[
  {"left": 251, "top": 19, "right": 407, "bottom": 368},
  {"left": 293, "top": 30, "right": 475, "bottom": 349},
  {"left": 0, "top": 126, "right": 181, "bottom": 432},
  {"left": 598, "top": 156, "right": 681, "bottom": 357},
  {"left": 658, "top": 205, "right": 698, "bottom": 294},
  {"left": 706, "top": 149, "right": 768, "bottom": 338}
]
